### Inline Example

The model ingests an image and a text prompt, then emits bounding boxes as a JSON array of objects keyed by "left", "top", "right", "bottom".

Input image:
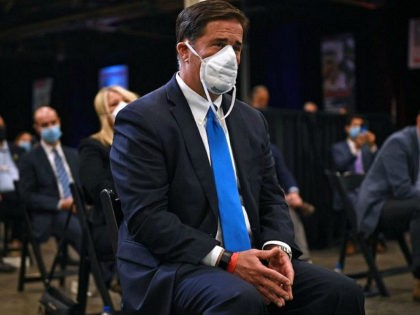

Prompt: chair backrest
[
  {"left": 100, "top": 189, "right": 122, "bottom": 256},
  {"left": 325, "top": 170, "right": 364, "bottom": 233}
]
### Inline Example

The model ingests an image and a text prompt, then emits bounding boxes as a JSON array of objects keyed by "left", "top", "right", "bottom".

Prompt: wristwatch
[
  {"left": 218, "top": 250, "right": 233, "bottom": 269},
  {"left": 277, "top": 245, "right": 292, "bottom": 260}
]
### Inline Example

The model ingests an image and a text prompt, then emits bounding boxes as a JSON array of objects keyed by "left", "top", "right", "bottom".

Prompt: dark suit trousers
[
  {"left": 380, "top": 198, "right": 420, "bottom": 278},
  {"left": 50, "top": 211, "right": 82, "bottom": 254},
  {"left": 172, "top": 260, "right": 364, "bottom": 315}
]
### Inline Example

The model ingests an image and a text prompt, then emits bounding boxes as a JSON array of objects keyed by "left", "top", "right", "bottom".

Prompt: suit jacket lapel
[
  {"left": 36, "top": 146, "right": 58, "bottom": 189},
  {"left": 166, "top": 76, "right": 219, "bottom": 216}
]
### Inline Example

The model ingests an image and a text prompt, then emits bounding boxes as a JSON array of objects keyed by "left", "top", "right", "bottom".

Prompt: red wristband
[{"left": 227, "top": 252, "right": 239, "bottom": 273}]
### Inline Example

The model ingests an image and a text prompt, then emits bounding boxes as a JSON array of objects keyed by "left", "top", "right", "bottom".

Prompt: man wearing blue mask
[
  {"left": 332, "top": 114, "right": 377, "bottom": 175},
  {"left": 18, "top": 106, "right": 82, "bottom": 254},
  {"left": 110, "top": 1, "right": 364, "bottom": 314},
  {"left": 331, "top": 114, "right": 378, "bottom": 254}
]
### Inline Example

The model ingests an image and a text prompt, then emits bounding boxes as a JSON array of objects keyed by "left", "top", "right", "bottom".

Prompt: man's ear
[{"left": 176, "top": 42, "right": 190, "bottom": 64}]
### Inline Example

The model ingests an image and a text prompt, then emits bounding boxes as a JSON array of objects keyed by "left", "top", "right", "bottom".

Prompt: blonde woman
[{"left": 79, "top": 86, "right": 138, "bottom": 288}]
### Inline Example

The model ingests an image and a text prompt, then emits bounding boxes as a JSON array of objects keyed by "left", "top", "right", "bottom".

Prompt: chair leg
[
  {"left": 397, "top": 234, "right": 412, "bottom": 265},
  {"left": 358, "top": 235, "right": 389, "bottom": 296},
  {"left": 335, "top": 232, "right": 349, "bottom": 272},
  {"left": 17, "top": 235, "right": 29, "bottom": 291}
]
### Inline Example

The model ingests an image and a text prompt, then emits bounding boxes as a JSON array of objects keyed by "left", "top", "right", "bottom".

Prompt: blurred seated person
[
  {"left": 250, "top": 87, "right": 314, "bottom": 261},
  {"left": 79, "top": 86, "right": 138, "bottom": 288},
  {"left": 250, "top": 85, "right": 270, "bottom": 110},
  {"left": 331, "top": 114, "right": 378, "bottom": 254},
  {"left": 0, "top": 115, "right": 25, "bottom": 252},
  {"left": 14, "top": 131, "right": 34, "bottom": 152},
  {"left": 302, "top": 101, "right": 318, "bottom": 113},
  {"left": 332, "top": 114, "right": 377, "bottom": 174},
  {"left": 356, "top": 111, "right": 420, "bottom": 302},
  {"left": 271, "top": 144, "right": 314, "bottom": 262},
  {"left": 19, "top": 106, "right": 82, "bottom": 254}
]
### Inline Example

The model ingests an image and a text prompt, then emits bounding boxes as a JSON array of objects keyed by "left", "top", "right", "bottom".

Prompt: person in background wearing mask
[
  {"left": 332, "top": 114, "right": 377, "bottom": 175},
  {"left": 18, "top": 106, "right": 82, "bottom": 255},
  {"left": 14, "top": 131, "right": 34, "bottom": 152},
  {"left": 0, "top": 115, "right": 25, "bottom": 271},
  {"left": 79, "top": 86, "right": 138, "bottom": 290},
  {"left": 110, "top": 1, "right": 364, "bottom": 314},
  {"left": 331, "top": 114, "right": 378, "bottom": 254}
]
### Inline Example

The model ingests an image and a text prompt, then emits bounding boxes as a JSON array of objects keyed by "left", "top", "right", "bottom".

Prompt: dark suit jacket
[
  {"left": 331, "top": 140, "right": 376, "bottom": 174},
  {"left": 18, "top": 144, "right": 79, "bottom": 242},
  {"left": 79, "top": 137, "right": 114, "bottom": 259},
  {"left": 270, "top": 144, "right": 297, "bottom": 192},
  {"left": 79, "top": 137, "right": 113, "bottom": 225},
  {"left": 356, "top": 126, "right": 420, "bottom": 236},
  {"left": 110, "top": 75, "right": 298, "bottom": 313}
]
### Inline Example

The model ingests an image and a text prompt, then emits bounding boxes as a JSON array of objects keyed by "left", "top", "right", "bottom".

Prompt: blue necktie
[
  {"left": 206, "top": 107, "right": 251, "bottom": 252},
  {"left": 52, "top": 149, "right": 72, "bottom": 198}
]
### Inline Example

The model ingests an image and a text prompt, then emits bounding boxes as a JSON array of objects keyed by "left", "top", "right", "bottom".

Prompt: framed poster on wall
[
  {"left": 321, "top": 34, "right": 355, "bottom": 114},
  {"left": 408, "top": 18, "right": 420, "bottom": 69}
]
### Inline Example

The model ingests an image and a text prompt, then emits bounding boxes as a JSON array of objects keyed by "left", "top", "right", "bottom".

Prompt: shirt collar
[
  {"left": 346, "top": 138, "right": 359, "bottom": 155},
  {"left": 40, "top": 139, "right": 62, "bottom": 154},
  {"left": 175, "top": 72, "right": 223, "bottom": 125}
]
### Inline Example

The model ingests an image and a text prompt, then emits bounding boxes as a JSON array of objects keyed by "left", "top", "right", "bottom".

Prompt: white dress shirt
[
  {"left": 176, "top": 74, "right": 291, "bottom": 266},
  {"left": 40, "top": 140, "right": 74, "bottom": 205},
  {"left": 0, "top": 141, "right": 19, "bottom": 192}
]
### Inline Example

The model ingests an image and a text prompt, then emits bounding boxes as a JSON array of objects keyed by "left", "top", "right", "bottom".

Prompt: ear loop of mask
[{"left": 184, "top": 41, "right": 236, "bottom": 121}]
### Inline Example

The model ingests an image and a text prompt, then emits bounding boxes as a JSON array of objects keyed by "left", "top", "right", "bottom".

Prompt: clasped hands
[{"left": 233, "top": 246, "right": 294, "bottom": 308}]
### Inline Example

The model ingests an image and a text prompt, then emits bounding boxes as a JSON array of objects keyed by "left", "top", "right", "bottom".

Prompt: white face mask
[
  {"left": 112, "top": 101, "right": 128, "bottom": 120},
  {"left": 184, "top": 41, "right": 238, "bottom": 120}
]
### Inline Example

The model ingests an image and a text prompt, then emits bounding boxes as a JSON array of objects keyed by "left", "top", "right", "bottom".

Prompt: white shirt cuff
[{"left": 201, "top": 245, "right": 224, "bottom": 266}]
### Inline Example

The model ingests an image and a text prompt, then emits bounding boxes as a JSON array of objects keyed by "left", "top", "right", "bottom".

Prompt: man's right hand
[
  {"left": 233, "top": 248, "right": 293, "bottom": 308},
  {"left": 59, "top": 197, "right": 74, "bottom": 211}
]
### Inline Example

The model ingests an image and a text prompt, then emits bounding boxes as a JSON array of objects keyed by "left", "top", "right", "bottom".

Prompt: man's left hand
[{"left": 267, "top": 247, "right": 294, "bottom": 303}]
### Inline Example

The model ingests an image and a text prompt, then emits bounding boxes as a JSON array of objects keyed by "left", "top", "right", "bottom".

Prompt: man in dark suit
[
  {"left": 332, "top": 114, "right": 377, "bottom": 175},
  {"left": 0, "top": 114, "right": 25, "bottom": 272},
  {"left": 331, "top": 114, "right": 378, "bottom": 253},
  {"left": 18, "top": 106, "right": 81, "bottom": 253},
  {"left": 356, "top": 112, "right": 420, "bottom": 301},
  {"left": 110, "top": 1, "right": 364, "bottom": 314}
]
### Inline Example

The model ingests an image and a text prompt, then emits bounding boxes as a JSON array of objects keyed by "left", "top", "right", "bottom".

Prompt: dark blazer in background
[
  {"left": 79, "top": 137, "right": 114, "bottom": 260},
  {"left": 18, "top": 144, "right": 80, "bottom": 242},
  {"left": 331, "top": 140, "right": 376, "bottom": 174},
  {"left": 271, "top": 143, "right": 297, "bottom": 192},
  {"left": 110, "top": 75, "right": 298, "bottom": 313},
  {"left": 356, "top": 126, "right": 420, "bottom": 235}
]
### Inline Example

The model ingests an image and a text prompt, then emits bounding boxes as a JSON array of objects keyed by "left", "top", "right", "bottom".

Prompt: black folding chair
[
  {"left": 16, "top": 181, "right": 76, "bottom": 292},
  {"left": 99, "top": 189, "right": 122, "bottom": 257},
  {"left": 325, "top": 170, "right": 412, "bottom": 296},
  {"left": 70, "top": 183, "right": 115, "bottom": 313}
]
